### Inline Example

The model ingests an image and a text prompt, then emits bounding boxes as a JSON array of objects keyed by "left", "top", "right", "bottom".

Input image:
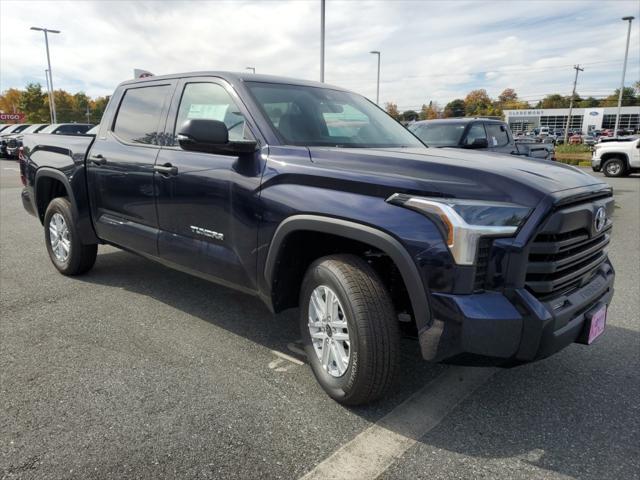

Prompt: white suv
[{"left": 592, "top": 137, "right": 640, "bottom": 177}]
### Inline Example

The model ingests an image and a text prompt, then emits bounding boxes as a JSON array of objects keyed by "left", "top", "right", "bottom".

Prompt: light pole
[
  {"left": 320, "top": 0, "right": 325, "bottom": 82},
  {"left": 614, "top": 16, "right": 634, "bottom": 136},
  {"left": 44, "top": 69, "right": 53, "bottom": 123},
  {"left": 246, "top": 67, "right": 255, "bottom": 74},
  {"left": 31, "top": 26, "right": 60, "bottom": 124},
  {"left": 370, "top": 50, "right": 380, "bottom": 104}
]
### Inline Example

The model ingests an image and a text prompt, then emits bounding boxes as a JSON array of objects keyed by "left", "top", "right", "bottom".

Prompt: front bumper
[
  {"left": 419, "top": 261, "right": 614, "bottom": 365},
  {"left": 591, "top": 154, "right": 601, "bottom": 169},
  {"left": 6, "top": 146, "right": 19, "bottom": 158}
]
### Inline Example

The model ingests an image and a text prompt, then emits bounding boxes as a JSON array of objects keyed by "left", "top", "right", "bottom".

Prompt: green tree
[
  {"left": 89, "top": 96, "right": 110, "bottom": 124},
  {"left": 72, "top": 92, "right": 91, "bottom": 122},
  {"left": 19, "top": 83, "right": 49, "bottom": 122},
  {"left": 578, "top": 96, "right": 600, "bottom": 108},
  {"left": 443, "top": 99, "right": 465, "bottom": 118},
  {"left": 601, "top": 87, "right": 638, "bottom": 107},
  {"left": 53, "top": 90, "right": 76, "bottom": 122},
  {"left": 401, "top": 110, "right": 419, "bottom": 122},
  {"left": 536, "top": 94, "right": 569, "bottom": 109}
]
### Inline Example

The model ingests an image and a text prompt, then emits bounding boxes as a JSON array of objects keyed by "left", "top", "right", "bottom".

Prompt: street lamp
[
  {"left": 246, "top": 67, "right": 255, "bottom": 74},
  {"left": 614, "top": 16, "right": 634, "bottom": 135},
  {"left": 31, "top": 26, "right": 60, "bottom": 124},
  {"left": 370, "top": 51, "right": 381, "bottom": 104}
]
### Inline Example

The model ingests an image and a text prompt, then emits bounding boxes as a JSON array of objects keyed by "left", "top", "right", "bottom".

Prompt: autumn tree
[
  {"left": 401, "top": 110, "right": 419, "bottom": 122},
  {"left": 464, "top": 89, "right": 499, "bottom": 116},
  {"left": 89, "top": 96, "right": 110, "bottom": 124},
  {"left": 0, "top": 88, "right": 23, "bottom": 113},
  {"left": 419, "top": 101, "right": 440, "bottom": 120},
  {"left": 385, "top": 102, "right": 400, "bottom": 120},
  {"left": 497, "top": 88, "right": 529, "bottom": 110}
]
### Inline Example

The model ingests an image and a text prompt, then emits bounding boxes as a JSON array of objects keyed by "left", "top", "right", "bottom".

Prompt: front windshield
[
  {"left": 246, "top": 82, "right": 424, "bottom": 148},
  {"left": 408, "top": 123, "right": 466, "bottom": 147}
]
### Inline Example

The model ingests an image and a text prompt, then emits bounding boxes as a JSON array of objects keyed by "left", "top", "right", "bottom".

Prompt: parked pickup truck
[
  {"left": 408, "top": 118, "right": 555, "bottom": 160},
  {"left": 591, "top": 137, "right": 640, "bottom": 177},
  {"left": 20, "top": 72, "right": 614, "bottom": 405}
]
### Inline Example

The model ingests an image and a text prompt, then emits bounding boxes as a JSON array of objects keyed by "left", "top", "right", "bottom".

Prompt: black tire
[
  {"left": 299, "top": 254, "right": 400, "bottom": 405},
  {"left": 602, "top": 158, "right": 627, "bottom": 177},
  {"left": 44, "top": 197, "right": 97, "bottom": 275}
]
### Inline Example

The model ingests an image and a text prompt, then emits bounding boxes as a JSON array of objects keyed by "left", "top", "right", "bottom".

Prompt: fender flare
[
  {"left": 601, "top": 152, "right": 629, "bottom": 168},
  {"left": 34, "top": 168, "right": 78, "bottom": 222},
  {"left": 264, "top": 214, "right": 432, "bottom": 331},
  {"left": 34, "top": 167, "right": 99, "bottom": 244}
]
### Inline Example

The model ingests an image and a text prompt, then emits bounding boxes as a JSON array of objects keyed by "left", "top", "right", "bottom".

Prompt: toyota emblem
[{"left": 594, "top": 207, "right": 607, "bottom": 233}]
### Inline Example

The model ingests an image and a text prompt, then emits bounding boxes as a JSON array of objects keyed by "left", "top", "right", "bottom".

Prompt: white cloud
[{"left": 0, "top": 0, "right": 638, "bottom": 110}]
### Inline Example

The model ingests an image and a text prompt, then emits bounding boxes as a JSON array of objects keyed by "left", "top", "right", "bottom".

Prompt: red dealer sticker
[{"left": 0, "top": 113, "right": 25, "bottom": 122}]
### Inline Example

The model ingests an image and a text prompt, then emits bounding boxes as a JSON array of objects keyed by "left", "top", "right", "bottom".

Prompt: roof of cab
[
  {"left": 118, "top": 71, "right": 348, "bottom": 92},
  {"left": 413, "top": 117, "right": 505, "bottom": 125}
]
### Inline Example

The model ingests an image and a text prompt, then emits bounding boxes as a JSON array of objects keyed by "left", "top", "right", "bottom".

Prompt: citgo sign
[{"left": 0, "top": 113, "right": 26, "bottom": 122}]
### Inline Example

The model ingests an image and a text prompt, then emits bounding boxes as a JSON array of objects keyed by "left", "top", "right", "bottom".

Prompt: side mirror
[
  {"left": 465, "top": 137, "right": 488, "bottom": 149},
  {"left": 177, "top": 119, "right": 257, "bottom": 155}
]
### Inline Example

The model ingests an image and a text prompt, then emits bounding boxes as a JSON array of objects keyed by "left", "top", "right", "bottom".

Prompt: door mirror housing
[
  {"left": 465, "top": 137, "right": 488, "bottom": 149},
  {"left": 177, "top": 119, "right": 257, "bottom": 155}
]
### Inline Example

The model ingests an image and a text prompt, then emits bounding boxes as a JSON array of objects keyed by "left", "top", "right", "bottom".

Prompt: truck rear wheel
[
  {"left": 299, "top": 254, "right": 400, "bottom": 405},
  {"left": 602, "top": 158, "right": 627, "bottom": 177},
  {"left": 44, "top": 198, "right": 97, "bottom": 275}
]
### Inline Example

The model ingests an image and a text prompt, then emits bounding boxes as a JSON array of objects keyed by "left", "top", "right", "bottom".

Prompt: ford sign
[{"left": 589, "top": 111, "right": 599, "bottom": 116}]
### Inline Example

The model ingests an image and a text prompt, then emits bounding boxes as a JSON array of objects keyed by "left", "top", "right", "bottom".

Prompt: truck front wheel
[
  {"left": 44, "top": 198, "right": 97, "bottom": 275},
  {"left": 602, "top": 158, "right": 627, "bottom": 177},
  {"left": 299, "top": 254, "right": 400, "bottom": 405}
]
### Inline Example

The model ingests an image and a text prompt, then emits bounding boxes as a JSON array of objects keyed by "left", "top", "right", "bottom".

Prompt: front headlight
[{"left": 387, "top": 194, "right": 531, "bottom": 265}]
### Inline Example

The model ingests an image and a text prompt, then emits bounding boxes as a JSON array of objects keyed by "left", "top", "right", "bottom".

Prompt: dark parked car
[
  {"left": 20, "top": 72, "right": 614, "bottom": 405},
  {"left": 38, "top": 123, "right": 94, "bottom": 135},
  {"left": 4, "top": 124, "right": 49, "bottom": 159},
  {"left": 0, "top": 124, "right": 32, "bottom": 158},
  {"left": 408, "top": 118, "right": 554, "bottom": 160}
]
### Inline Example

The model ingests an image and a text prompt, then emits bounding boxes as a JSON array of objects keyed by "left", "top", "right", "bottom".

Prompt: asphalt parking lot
[{"left": 1, "top": 161, "right": 638, "bottom": 480}]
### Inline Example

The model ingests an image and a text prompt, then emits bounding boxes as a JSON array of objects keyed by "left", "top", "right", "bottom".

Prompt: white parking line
[
  {"left": 3, "top": 167, "right": 19, "bottom": 172},
  {"left": 270, "top": 349, "right": 305, "bottom": 366},
  {"left": 299, "top": 366, "right": 497, "bottom": 480}
]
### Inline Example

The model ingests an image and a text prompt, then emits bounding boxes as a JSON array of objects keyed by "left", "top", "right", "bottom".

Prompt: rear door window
[
  {"left": 113, "top": 85, "right": 172, "bottom": 145},
  {"left": 485, "top": 123, "right": 510, "bottom": 147},
  {"left": 463, "top": 123, "right": 487, "bottom": 146}
]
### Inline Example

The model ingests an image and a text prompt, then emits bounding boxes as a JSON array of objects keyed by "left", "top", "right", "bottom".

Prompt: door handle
[
  {"left": 154, "top": 163, "right": 178, "bottom": 176},
  {"left": 89, "top": 154, "right": 107, "bottom": 165}
]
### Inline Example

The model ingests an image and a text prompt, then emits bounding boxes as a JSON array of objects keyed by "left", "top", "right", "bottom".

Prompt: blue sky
[{"left": 1, "top": 0, "right": 638, "bottom": 109}]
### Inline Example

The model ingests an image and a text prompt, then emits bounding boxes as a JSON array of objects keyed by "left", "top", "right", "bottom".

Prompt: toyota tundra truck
[{"left": 19, "top": 72, "right": 615, "bottom": 405}]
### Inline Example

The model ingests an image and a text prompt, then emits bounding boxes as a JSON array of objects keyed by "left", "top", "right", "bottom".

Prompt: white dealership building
[{"left": 504, "top": 106, "right": 640, "bottom": 133}]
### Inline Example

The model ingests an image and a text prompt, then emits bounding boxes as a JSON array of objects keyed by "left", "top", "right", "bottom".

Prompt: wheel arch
[
  {"left": 263, "top": 215, "right": 432, "bottom": 332},
  {"left": 601, "top": 152, "right": 629, "bottom": 168}
]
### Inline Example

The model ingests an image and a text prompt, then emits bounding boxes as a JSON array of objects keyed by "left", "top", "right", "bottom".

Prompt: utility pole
[
  {"left": 320, "top": 0, "right": 325, "bottom": 82},
  {"left": 614, "top": 16, "right": 634, "bottom": 136},
  {"left": 563, "top": 65, "right": 583, "bottom": 145},
  {"left": 86, "top": 104, "right": 91, "bottom": 124},
  {"left": 31, "top": 27, "right": 61, "bottom": 123}
]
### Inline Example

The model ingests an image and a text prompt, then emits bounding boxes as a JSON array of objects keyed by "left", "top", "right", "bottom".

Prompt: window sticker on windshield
[
  {"left": 491, "top": 136, "right": 498, "bottom": 146},
  {"left": 187, "top": 104, "right": 228, "bottom": 121}
]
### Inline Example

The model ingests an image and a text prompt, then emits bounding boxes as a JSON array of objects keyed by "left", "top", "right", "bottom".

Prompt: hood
[{"left": 307, "top": 147, "right": 608, "bottom": 208}]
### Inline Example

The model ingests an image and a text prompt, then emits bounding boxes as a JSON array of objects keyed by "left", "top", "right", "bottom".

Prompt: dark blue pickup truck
[{"left": 20, "top": 72, "right": 615, "bottom": 405}]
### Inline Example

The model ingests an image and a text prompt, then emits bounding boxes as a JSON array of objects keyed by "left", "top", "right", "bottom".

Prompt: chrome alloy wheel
[
  {"left": 49, "top": 213, "right": 70, "bottom": 262},
  {"left": 308, "top": 285, "right": 351, "bottom": 377}
]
